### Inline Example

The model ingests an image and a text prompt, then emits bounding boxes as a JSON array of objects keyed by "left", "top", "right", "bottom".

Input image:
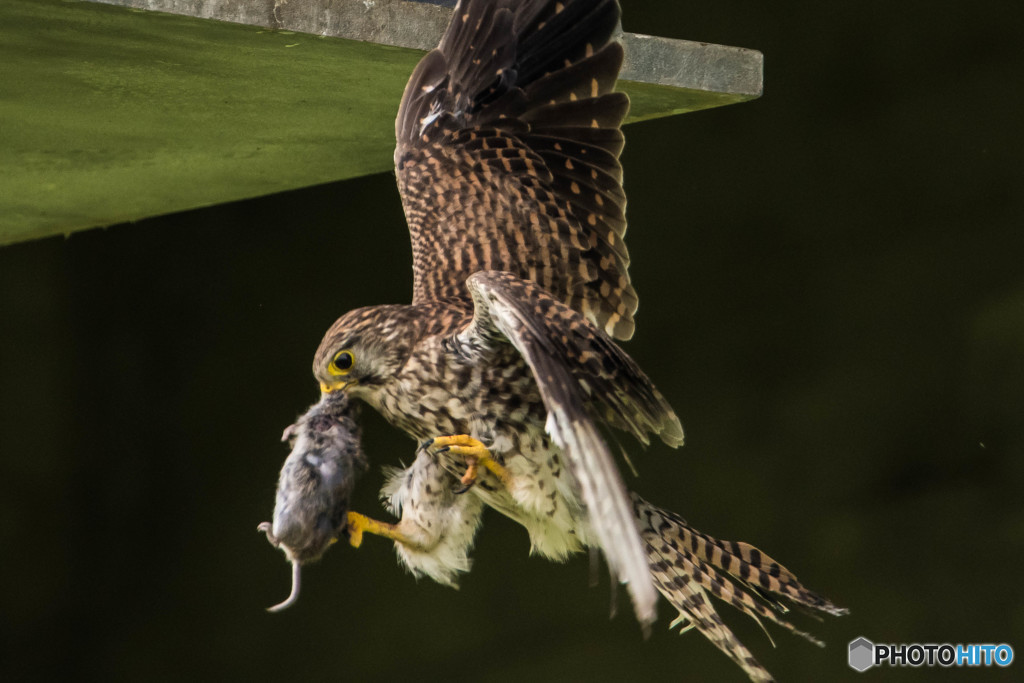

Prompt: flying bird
[{"left": 310, "top": 0, "right": 846, "bottom": 679}]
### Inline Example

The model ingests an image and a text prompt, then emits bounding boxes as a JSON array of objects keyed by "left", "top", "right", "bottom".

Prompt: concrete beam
[
  {"left": 93, "top": 0, "right": 763, "bottom": 104},
  {"left": 3, "top": 0, "right": 762, "bottom": 246}
]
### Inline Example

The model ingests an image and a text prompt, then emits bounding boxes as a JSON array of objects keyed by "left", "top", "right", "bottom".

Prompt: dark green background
[{"left": 1, "top": 1, "right": 1021, "bottom": 681}]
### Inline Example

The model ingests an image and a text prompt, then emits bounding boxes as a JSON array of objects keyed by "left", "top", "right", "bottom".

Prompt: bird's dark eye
[{"left": 329, "top": 350, "right": 355, "bottom": 375}]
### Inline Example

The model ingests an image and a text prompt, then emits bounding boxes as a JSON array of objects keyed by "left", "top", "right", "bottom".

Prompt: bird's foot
[
  {"left": 346, "top": 511, "right": 413, "bottom": 548},
  {"left": 423, "top": 434, "right": 512, "bottom": 493}
]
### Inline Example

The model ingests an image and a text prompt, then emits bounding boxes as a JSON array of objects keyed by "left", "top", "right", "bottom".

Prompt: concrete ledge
[
  {"left": 94, "top": 0, "right": 763, "bottom": 99},
  {"left": 4, "top": 0, "right": 762, "bottom": 246}
]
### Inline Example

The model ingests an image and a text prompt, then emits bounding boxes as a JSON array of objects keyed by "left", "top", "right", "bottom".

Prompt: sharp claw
[{"left": 424, "top": 435, "right": 513, "bottom": 493}]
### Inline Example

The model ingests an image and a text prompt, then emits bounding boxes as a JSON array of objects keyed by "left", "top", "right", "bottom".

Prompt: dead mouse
[{"left": 258, "top": 391, "right": 366, "bottom": 612}]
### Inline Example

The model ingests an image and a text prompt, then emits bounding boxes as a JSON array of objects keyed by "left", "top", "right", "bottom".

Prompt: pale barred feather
[
  {"left": 464, "top": 272, "right": 658, "bottom": 625},
  {"left": 668, "top": 546, "right": 827, "bottom": 647},
  {"left": 544, "top": 402, "right": 656, "bottom": 622},
  {"left": 645, "top": 499, "right": 849, "bottom": 617},
  {"left": 643, "top": 531, "right": 775, "bottom": 683},
  {"left": 643, "top": 522, "right": 826, "bottom": 648},
  {"left": 634, "top": 494, "right": 848, "bottom": 682}
]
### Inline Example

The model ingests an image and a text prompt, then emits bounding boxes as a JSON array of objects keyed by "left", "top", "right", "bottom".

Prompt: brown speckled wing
[
  {"left": 395, "top": 0, "right": 638, "bottom": 340},
  {"left": 460, "top": 270, "right": 683, "bottom": 625}
]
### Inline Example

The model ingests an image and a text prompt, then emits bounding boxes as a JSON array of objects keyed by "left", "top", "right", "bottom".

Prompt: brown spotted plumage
[
  {"left": 395, "top": 0, "right": 636, "bottom": 340},
  {"left": 309, "top": 1, "right": 845, "bottom": 681}
]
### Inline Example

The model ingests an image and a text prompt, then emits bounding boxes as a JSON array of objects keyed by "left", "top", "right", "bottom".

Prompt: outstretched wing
[
  {"left": 395, "top": 0, "right": 638, "bottom": 340},
  {"left": 459, "top": 270, "right": 683, "bottom": 625}
]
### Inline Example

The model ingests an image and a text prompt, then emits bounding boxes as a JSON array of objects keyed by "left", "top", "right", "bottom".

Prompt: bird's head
[{"left": 313, "top": 305, "right": 421, "bottom": 400}]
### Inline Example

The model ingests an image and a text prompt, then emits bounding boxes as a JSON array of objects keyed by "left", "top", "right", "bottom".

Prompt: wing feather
[
  {"left": 395, "top": 0, "right": 639, "bottom": 340},
  {"left": 459, "top": 271, "right": 684, "bottom": 625}
]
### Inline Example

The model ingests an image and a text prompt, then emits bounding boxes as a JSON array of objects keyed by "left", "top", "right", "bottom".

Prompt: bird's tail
[{"left": 632, "top": 494, "right": 848, "bottom": 683}]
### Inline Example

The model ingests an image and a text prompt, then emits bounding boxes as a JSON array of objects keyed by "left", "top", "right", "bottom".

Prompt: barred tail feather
[
  {"left": 632, "top": 494, "right": 848, "bottom": 683},
  {"left": 645, "top": 538, "right": 775, "bottom": 682},
  {"left": 644, "top": 498, "right": 848, "bottom": 617}
]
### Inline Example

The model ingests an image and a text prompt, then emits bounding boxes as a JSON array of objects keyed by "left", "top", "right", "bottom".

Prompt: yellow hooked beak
[{"left": 319, "top": 380, "right": 353, "bottom": 394}]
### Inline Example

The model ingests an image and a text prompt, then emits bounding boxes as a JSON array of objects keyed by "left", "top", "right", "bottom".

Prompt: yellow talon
[
  {"left": 347, "top": 511, "right": 411, "bottom": 548},
  {"left": 346, "top": 511, "right": 368, "bottom": 547},
  {"left": 428, "top": 435, "right": 512, "bottom": 488}
]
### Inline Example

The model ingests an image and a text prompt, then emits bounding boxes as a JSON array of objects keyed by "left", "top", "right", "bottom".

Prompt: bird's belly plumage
[
  {"left": 375, "top": 335, "right": 544, "bottom": 441},
  {"left": 371, "top": 335, "right": 590, "bottom": 562}
]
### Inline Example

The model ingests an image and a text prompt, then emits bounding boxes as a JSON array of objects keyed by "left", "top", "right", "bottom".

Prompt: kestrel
[{"left": 308, "top": 0, "right": 845, "bottom": 679}]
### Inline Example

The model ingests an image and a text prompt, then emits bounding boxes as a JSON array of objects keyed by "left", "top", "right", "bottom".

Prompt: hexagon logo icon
[{"left": 849, "top": 637, "right": 875, "bottom": 672}]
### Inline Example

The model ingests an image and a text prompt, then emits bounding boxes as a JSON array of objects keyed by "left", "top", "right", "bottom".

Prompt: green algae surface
[
  {"left": 1, "top": 0, "right": 418, "bottom": 244},
  {"left": 1, "top": 0, "right": 749, "bottom": 245}
]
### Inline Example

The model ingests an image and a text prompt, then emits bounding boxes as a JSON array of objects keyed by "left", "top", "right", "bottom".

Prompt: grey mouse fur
[{"left": 258, "top": 391, "right": 366, "bottom": 611}]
